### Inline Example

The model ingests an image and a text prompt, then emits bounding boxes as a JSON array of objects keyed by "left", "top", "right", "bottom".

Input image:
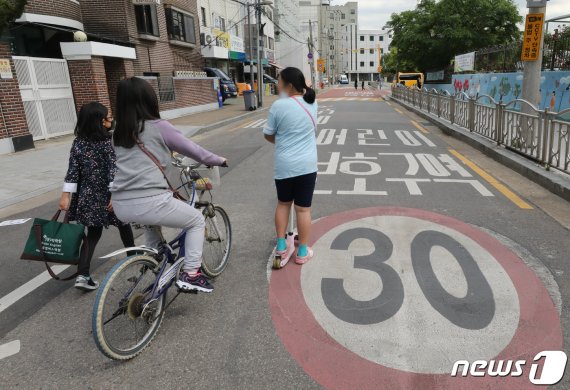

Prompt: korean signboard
[
  {"left": 0, "top": 59, "right": 12, "bottom": 79},
  {"left": 521, "top": 13, "right": 544, "bottom": 61}
]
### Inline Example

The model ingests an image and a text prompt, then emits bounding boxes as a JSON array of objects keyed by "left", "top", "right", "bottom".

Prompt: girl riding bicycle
[{"left": 110, "top": 77, "right": 227, "bottom": 293}]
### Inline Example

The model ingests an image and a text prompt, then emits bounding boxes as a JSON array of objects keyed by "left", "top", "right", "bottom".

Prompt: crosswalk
[
  {"left": 243, "top": 115, "right": 331, "bottom": 128},
  {"left": 318, "top": 97, "right": 384, "bottom": 102}
]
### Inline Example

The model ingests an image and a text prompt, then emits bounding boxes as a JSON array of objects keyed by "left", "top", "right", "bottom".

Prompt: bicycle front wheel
[
  {"left": 201, "top": 205, "right": 232, "bottom": 277},
  {"left": 92, "top": 255, "right": 166, "bottom": 360}
]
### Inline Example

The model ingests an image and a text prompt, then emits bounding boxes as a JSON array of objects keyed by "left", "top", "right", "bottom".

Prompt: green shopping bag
[{"left": 21, "top": 210, "right": 87, "bottom": 280}]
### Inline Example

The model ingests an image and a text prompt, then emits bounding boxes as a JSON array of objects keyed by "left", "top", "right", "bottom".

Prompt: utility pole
[
  {"left": 256, "top": 0, "right": 264, "bottom": 107},
  {"left": 308, "top": 19, "right": 316, "bottom": 88},
  {"left": 247, "top": 3, "right": 254, "bottom": 95},
  {"left": 521, "top": 0, "right": 547, "bottom": 108}
]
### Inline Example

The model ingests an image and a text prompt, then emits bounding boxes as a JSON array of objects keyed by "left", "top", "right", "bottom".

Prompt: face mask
[{"left": 279, "top": 91, "right": 289, "bottom": 99}]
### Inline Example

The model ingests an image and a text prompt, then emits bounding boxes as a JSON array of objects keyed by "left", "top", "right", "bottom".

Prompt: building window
[
  {"left": 360, "top": 61, "right": 364, "bottom": 67},
  {"left": 370, "top": 61, "right": 374, "bottom": 67},
  {"left": 341, "top": 13, "right": 345, "bottom": 19},
  {"left": 268, "top": 37, "right": 274, "bottom": 50},
  {"left": 220, "top": 17, "right": 226, "bottom": 32},
  {"left": 330, "top": 45, "right": 334, "bottom": 50},
  {"left": 381, "top": 48, "right": 384, "bottom": 54},
  {"left": 370, "top": 49, "right": 374, "bottom": 54},
  {"left": 360, "top": 36, "right": 364, "bottom": 41},
  {"left": 201, "top": 7, "right": 207, "bottom": 27},
  {"left": 135, "top": 5, "right": 159, "bottom": 36},
  {"left": 380, "top": 36, "right": 384, "bottom": 41},
  {"left": 351, "top": 9, "right": 355, "bottom": 14},
  {"left": 370, "top": 36, "right": 374, "bottom": 41},
  {"left": 329, "top": 14, "right": 334, "bottom": 20},
  {"left": 351, "top": 19, "right": 355, "bottom": 23},
  {"left": 165, "top": 8, "right": 196, "bottom": 44}
]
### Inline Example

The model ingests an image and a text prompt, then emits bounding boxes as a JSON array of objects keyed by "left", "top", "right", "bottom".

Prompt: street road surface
[{"left": 0, "top": 86, "right": 569, "bottom": 389}]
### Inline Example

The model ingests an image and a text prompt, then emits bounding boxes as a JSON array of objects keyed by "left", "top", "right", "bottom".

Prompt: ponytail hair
[{"left": 279, "top": 67, "right": 316, "bottom": 104}]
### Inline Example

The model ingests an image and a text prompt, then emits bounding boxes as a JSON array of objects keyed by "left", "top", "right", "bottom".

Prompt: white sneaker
[{"left": 75, "top": 275, "right": 99, "bottom": 291}]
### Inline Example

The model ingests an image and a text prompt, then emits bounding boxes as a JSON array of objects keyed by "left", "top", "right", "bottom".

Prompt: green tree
[
  {"left": 387, "top": 0, "right": 522, "bottom": 73},
  {"left": 0, "top": 0, "right": 27, "bottom": 35}
]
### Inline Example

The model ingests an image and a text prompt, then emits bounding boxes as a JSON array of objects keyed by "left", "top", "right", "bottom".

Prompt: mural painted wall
[{"left": 427, "top": 71, "right": 570, "bottom": 112}]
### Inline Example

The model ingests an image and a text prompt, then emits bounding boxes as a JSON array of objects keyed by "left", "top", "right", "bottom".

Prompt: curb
[
  {"left": 389, "top": 96, "right": 570, "bottom": 203},
  {"left": 192, "top": 104, "right": 270, "bottom": 137}
]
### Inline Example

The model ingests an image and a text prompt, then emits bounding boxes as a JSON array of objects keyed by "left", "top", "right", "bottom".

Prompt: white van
[{"left": 339, "top": 75, "right": 349, "bottom": 84}]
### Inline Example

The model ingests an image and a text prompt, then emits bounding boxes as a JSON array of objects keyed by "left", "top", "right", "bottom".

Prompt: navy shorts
[{"left": 275, "top": 172, "right": 317, "bottom": 208}]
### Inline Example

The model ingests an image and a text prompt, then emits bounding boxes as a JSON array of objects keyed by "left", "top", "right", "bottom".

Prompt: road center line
[
  {"left": 0, "top": 340, "right": 20, "bottom": 360},
  {"left": 0, "top": 265, "right": 70, "bottom": 314},
  {"left": 394, "top": 108, "right": 404, "bottom": 114},
  {"left": 449, "top": 149, "right": 533, "bottom": 209},
  {"left": 411, "top": 120, "right": 429, "bottom": 134}
]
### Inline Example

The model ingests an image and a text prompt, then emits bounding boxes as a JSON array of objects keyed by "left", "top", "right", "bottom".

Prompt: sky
[{"left": 329, "top": 0, "right": 570, "bottom": 32}]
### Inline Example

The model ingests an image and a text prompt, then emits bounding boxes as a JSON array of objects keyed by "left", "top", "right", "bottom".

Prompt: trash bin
[{"left": 243, "top": 90, "right": 257, "bottom": 111}]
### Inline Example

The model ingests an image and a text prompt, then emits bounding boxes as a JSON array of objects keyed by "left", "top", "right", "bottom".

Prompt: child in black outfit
[{"left": 59, "top": 102, "right": 134, "bottom": 291}]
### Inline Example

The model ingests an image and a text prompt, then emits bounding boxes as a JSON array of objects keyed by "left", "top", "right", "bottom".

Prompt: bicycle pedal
[{"left": 177, "top": 287, "right": 199, "bottom": 294}]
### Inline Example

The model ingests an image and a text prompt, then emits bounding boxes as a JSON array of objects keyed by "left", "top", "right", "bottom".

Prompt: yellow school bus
[{"left": 397, "top": 72, "right": 424, "bottom": 88}]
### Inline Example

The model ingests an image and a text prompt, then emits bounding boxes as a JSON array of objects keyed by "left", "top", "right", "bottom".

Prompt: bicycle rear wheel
[
  {"left": 201, "top": 205, "right": 232, "bottom": 277},
  {"left": 92, "top": 255, "right": 166, "bottom": 360}
]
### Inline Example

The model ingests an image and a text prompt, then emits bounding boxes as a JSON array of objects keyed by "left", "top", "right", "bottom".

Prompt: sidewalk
[{"left": 0, "top": 95, "right": 277, "bottom": 210}]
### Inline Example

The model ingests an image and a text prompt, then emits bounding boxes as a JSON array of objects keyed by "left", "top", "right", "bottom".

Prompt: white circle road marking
[{"left": 300, "top": 215, "right": 519, "bottom": 374}]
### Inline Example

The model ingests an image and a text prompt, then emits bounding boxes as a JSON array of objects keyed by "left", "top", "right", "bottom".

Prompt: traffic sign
[
  {"left": 269, "top": 207, "right": 562, "bottom": 389},
  {"left": 317, "top": 59, "right": 325, "bottom": 73},
  {"left": 521, "top": 13, "right": 544, "bottom": 61},
  {"left": 308, "top": 53, "right": 313, "bottom": 60}
]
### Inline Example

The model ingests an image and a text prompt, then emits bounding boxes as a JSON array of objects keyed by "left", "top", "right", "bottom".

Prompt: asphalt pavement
[{"left": 0, "top": 86, "right": 569, "bottom": 389}]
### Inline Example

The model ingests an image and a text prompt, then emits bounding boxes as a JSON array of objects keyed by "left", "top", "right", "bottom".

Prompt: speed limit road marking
[{"left": 268, "top": 207, "right": 562, "bottom": 390}]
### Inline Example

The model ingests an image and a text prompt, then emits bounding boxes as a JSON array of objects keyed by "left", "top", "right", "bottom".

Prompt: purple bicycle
[{"left": 92, "top": 157, "right": 231, "bottom": 360}]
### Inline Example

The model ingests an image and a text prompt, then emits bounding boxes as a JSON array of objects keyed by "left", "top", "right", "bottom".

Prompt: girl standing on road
[
  {"left": 59, "top": 102, "right": 135, "bottom": 291},
  {"left": 110, "top": 77, "right": 227, "bottom": 293},
  {"left": 263, "top": 67, "right": 318, "bottom": 264}
]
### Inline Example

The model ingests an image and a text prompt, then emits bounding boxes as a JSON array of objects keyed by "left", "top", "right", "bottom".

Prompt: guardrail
[{"left": 392, "top": 86, "right": 570, "bottom": 175}]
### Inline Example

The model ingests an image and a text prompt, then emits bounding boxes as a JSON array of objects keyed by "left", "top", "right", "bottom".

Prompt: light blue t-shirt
[{"left": 263, "top": 96, "right": 318, "bottom": 180}]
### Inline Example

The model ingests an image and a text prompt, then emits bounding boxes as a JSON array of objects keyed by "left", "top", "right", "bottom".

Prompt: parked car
[
  {"left": 339, "top": 75, "right": 349, "bottom": 84},
  {"left": 204, "top": 67, "right": 238, "bottom": 101}
]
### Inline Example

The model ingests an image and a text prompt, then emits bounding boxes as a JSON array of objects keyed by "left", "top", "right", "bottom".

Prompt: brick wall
[
  {"left": 0, "top": 42, "right": 30, "bottom": 140},
  {"left": 67, "top": 58, "right": 111, "bottom": 113},
  {"left": 80, "top": 0, "right": 204, "bottom": 76},
  {"left": 104, "top": 58, "right": 135, "bottom": 113},
  {"left": 24, "top": 0, "right": 82, "bottom": 24},
  {"left": 140, "top": 77, "right": 217, "bottom": 113}
]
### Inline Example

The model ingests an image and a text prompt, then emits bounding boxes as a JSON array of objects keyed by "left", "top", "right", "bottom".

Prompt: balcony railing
[{"left": 392, "top": 85, "right": 570, "bottom": 175}]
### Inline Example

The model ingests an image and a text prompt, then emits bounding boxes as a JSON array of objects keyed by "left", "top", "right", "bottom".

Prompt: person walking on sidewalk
[
  {"left": 59, "top": 102, "right": 135, "bottom": 291},
  {"left": 110, "top": 77, "right": 227, "bottom": 294},
  {"left": 362, "top": 80, "right": 365, "bottom": 90},
  {"left": 263, "top": 67, "right": 318, "bottom": 265},
  {"left": 354, "top": 79, "right": 358, "bottom": 90}
]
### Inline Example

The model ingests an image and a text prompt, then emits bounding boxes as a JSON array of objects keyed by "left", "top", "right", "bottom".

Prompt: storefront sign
[
  {"left": 212, "top": 29, "right": 231, "bottom": 50},
  {"left": 0, "top": 59, "right": 13, "bottom": 79},
  {"left": 426, "top": 70, "right": 445, "bottom": 81},
  {"left": 521, "top": 13, "right": 544, "bottom": 61},
  {"left": 230, "top": 36, "right": 244, "bottom": 53},
  {"left": 454, "top": 52, "right": 475, "bottom": 72}
]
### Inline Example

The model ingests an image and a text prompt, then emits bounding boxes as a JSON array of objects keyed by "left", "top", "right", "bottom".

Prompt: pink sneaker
[{"left": 295, "top": 247, "right": 313, "bottom": 265}]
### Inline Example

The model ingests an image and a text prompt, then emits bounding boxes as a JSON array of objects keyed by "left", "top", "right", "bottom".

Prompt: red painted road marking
[{"left": 269, "top": 207, "right": 562, "bottom": 390}]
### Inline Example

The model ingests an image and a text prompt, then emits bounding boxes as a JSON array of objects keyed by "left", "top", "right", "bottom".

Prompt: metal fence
[
  {"left": 392, "top": 86, "right": 570, "bottom": 175},
  {"left": 471, "top": 37, "right": 570, "bottom": 72}
]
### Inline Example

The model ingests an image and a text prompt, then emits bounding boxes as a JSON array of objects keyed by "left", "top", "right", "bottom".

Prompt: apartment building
[
  {"left": 198, "top": 0, "right": 247, "bottom": 81},
  {"left": 354, "top": 29, "right": 392, "bottom": 82},
  {"left": 319, "top": 1, "right": 357, "bottom": 83},
  {"left": 274, "top": 0, "right": 303, "bottom": 71},
  {"left": 0, "top": 0, "right": 219, "bottom": 154}
]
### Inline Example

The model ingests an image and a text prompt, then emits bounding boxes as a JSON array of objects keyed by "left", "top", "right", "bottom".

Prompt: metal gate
[{"left": 13, "top": 56, "right": 77, "bottom": 140}]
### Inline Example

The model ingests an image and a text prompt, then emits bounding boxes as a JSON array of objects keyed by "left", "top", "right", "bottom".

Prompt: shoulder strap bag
[
  {"left": 292, "top": 96, "right": 317, "bottom": 129},
  {"left": 136, "top": 141, "right": 186, "bottom": 201}
]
